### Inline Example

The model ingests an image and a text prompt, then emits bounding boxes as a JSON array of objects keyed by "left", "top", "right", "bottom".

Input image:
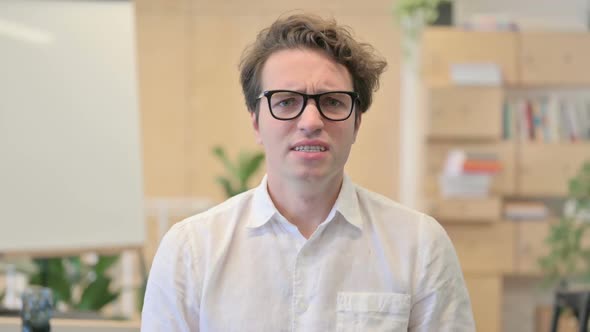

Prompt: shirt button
[{"left": 297, "top": 300, "right": 308, "bottom": 313}]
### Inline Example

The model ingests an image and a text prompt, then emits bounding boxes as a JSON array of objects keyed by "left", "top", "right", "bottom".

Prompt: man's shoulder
[
  {"left": 163, "top": 189, "right": 256, "bottom": 244},
  {"left": 354, "top": 184, "right": 421, "bottom": 219},
  {"left": 180, "top": 188, "right": 256, "bottom": 227},
  {"left": 353, "top": 183, "right": 442, "bottom": 232}
]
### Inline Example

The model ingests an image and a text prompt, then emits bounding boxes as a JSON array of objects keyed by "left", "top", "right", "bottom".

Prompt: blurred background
[{"left": 1, "top": 0, "right": 590, "bottom": 331}]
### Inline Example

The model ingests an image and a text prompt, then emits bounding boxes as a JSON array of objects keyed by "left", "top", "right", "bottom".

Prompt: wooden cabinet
[
  {"left": 465, "top": 274, "right": 503, "bottom": 332},
  {"left": 515, "top": 219, "right": 590, "bottom": 276},
  {"left": 427, "top": 87, "right": 504, "bottom": 140},
  {"left": 421, "top": 28, "right": 590, "bottom": 332},
  {"left": 136, "top": 12, "right": 191, "bottom": 197},
  {"left": 424, "top": 142, "right": 516, "bottom": 197},
  {"left": 429, "top": 197, "right": 501, "bottom": 223},
  {"left": 423, "top": 29, "right": 590, "bottom": 86},
  {"left": 421, "top": 28, "right": 519, "bottom": 86},
  {"left": 517, "top": 143, "right": 590, "bottom": 196},
  {"left": 444, "top": 222, "right": 515, "bottom": 274},
  {"left": 514, "top": 221, "right": 550, "bottom": 275},
  {"left": 519, "top": 32, "right": 590, "bottom": 86}
]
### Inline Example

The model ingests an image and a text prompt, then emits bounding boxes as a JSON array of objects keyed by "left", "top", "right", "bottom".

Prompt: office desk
[{"left": 0, "top": 317, "right": 140, "bottom": 332}]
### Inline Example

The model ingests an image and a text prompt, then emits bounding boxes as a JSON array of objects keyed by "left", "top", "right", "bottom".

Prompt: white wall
[
  {"left": 455, "top": 0, "right": 589, "bottom": 30},
  {"left": 0, "top": 0, "right": 144, "bottom": 254}
]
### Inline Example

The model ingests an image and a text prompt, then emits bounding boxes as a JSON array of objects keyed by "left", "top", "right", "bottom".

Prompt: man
[{"left": 142, "top": 13, "right": 475, "bottom": 331}]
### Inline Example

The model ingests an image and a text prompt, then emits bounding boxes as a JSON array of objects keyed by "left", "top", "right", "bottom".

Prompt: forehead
[{"left": 260, "top": 48, "right": 353, "bottom": 91}]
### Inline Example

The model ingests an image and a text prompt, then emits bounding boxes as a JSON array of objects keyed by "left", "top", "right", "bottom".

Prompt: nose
[{"left": 297, "top": 99, "right": 324, "bottom": 135}]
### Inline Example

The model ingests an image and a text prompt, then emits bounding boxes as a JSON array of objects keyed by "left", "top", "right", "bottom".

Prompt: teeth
[{"left": 294, "top": 145, "right": 326, "bottom": 152}]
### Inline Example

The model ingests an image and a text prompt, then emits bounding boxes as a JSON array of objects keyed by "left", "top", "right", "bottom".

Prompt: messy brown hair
[{"left": 239, "top": 13, "right": 387, "bottom": 117}]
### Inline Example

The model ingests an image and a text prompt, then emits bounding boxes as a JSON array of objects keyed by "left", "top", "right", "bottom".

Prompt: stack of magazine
[{"left": 439, "top": 149, "right": 502, "bottom": 198}]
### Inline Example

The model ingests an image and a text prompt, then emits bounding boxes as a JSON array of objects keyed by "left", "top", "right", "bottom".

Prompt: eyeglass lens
[{"left": 269, "top": 91, "right": 353, "bottom": 120}]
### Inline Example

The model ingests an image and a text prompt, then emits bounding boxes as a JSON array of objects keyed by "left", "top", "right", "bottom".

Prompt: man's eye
[
  {"left": 323, "top": 98, "right": 343, "bottom": 107},
  {"left": 277, "top": 98, "right": 296, "bottom": 107},
  {"left": 327, "top": 99, "right": 341, "bottom": 106}
]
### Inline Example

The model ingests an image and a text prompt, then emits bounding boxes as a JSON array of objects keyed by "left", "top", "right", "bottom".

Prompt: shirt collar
[
  {"left": 334, "top": 174, "right": 363, "bottom": 230},
  {"left": 246, "top": 174, "right": 363, "bottom": 230},
  {"left": 247, "top": 175, "right": 277, "bottom": 229}
]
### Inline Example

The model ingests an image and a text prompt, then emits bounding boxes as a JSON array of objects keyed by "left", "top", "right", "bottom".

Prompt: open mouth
[{"left": 292, "top": 145, "right": 327, "bottom": 152}]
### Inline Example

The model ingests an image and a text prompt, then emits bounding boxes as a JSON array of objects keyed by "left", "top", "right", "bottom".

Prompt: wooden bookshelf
[
  {"left": 421, "top": 28, "right": 590, "bottom": 332},
  {"left": 424, "top": 142, "right": 516, "bottom": 197},
  {"left": 519, "top": 32, "right": 590, "bottom": 86},
  {"left": 421, "top": 28, "right": 519, "bottom": 86},
  {"left": 427, "top": 86, "right": 504, "bottom": 139},
  {"left": 517, "top": 142, "right": 590, "bottom": 196}
]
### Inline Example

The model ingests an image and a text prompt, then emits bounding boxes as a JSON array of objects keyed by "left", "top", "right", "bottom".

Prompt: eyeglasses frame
[{"left": 256, "top": 90, "right": 360, "bottom": 121}]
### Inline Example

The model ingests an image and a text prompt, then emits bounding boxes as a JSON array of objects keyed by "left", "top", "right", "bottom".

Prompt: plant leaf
[
  {"left": 212, "top": 146, "right": 237, "bottom": 176},
  {"left": 237, "top": 151, "right": 265, "bottom": 187},
  {"left": 570, "top": 179, "right": 583, "bottom": 197},
  {"left": 76, "top": 276, "right": 119, "bottom": 311},
  {"left": 244, "top": 153, "right": 265, "bottom": 182},
  {"left": 65, "top": 256, "right": 82, "bottom": 284},
  {"left": 28, "top": 258, "right": 72, "bottom": 306},
  {"left": 94, "top": 255, "right": 119, "bottom": 275},
  {"left": 137, "top": 278, "right": 148, "bottom": 313},
  {"left": 216, "top": 176, "right": 236, "bottom": 197},
  {"left": 213, "top": 147, "right": 265, "bottom": 198}
]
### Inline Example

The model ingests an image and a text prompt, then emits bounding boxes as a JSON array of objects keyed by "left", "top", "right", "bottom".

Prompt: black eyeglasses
[{"left": 256, "top": 90, "right": 359, "bottom": 121}]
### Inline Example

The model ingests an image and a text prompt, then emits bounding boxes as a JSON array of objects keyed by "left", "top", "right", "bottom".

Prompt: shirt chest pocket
[{"left": 336, "top": 292, "right": 411, "bottom": 332}]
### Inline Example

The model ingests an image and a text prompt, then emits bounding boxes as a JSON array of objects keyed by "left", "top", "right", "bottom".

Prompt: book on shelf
[
  {"left": 439, "top": 174, "right": 492, "bottom": 198},
  {"left": 439, "top": 150, "right": 501, "bottom": 198},
  {"left": 462, "top": 159, "right": 502, "bottom": 173},
  {"left": 547, "top": 97, "right": 560, "bottom": 142},
  {"left": 502, "top": 101, "right": 511, "bottom": 140},
  {"left": 524, "top": 100, "right": 535, "bottom": 141},
  {"left": 459, "top": 15, "right": 519, "bottom": 32},
  {"left": 504, "top": 95, "right": 590, "bottom": 143},
  {"left": 504, "top": 201, "right": 549, "bottom": 221}
]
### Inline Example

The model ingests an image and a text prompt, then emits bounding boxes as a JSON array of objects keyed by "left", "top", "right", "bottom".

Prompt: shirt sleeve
[
  {"left": 141, "top": 221, "right": 200, "bottom": 332},
  {"left": 408, "top": 214, "right": 476, "bottom": 332}
]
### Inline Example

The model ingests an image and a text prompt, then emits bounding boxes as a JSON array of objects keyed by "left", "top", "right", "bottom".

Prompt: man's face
[{"left": 252, "top": 48, "right": 361, "bottom": 183}]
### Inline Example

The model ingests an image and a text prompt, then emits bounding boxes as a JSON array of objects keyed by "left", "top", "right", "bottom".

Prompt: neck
[{"left": 266, "top": 173, "right": 343, "bottom": 239}]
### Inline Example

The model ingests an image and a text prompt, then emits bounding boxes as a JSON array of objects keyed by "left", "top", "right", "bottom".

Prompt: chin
[
  {"left": 293, "top": 167, "right": 342, "bottom": 182},
  {"left": 289, "top": 168, "right": 324, "bottom": 181}
]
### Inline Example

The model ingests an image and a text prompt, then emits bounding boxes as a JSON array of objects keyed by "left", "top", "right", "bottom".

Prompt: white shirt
[{"left": 141, "top": 175, "right": 475, "bottom": 332}]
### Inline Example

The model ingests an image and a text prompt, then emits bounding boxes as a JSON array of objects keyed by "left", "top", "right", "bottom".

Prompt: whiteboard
[{"left": 0, "top": 0, "right": 144, "bottom": 254}]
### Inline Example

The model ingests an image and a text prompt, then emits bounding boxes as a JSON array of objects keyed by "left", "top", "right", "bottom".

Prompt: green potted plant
[
  {"left": 394, "top": 0, "right": 452, "bottom": 42},
  {"left": 1, "top": 254, "right": 120, "bottom": 316},
  {"left": 538, "top": 161, "right": 590, "bottom": 289},
  {"left": 28, "top": 254, "right": 121, "bottom": 313},
  {"left": 212, "top": 146, "right": 265, "bottom": 197}
]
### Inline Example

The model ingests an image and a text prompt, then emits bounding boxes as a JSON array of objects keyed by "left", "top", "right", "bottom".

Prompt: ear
[
  {"left": 251, "top": 111, "right": 262, "bottom": 145},
  {"left": 352, "top": 111, "right": 362, "bottom": 143}
]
